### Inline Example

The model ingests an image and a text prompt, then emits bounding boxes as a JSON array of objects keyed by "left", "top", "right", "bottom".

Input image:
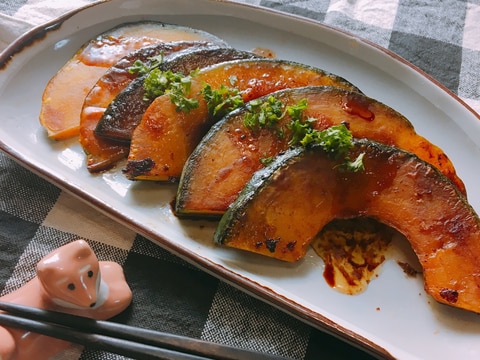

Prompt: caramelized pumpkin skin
[
  {"left": 40, "top": 22, "right": 223, "bottom": 140},
  {"left": 214, "top": 140, "right": 480, "bottom": 313},
  {"left": 80, "top": 42, "right": 227, "bottom": 172},
  {"left": 176, "top": 87, "right": 466, "bottom": 218},
  {"left": 125, "top": 59, "right": 360, "bottom": 181}
]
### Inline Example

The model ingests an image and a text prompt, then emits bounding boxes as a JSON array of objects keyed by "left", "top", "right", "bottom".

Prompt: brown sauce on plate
[{"left": 312, "top": 218, "right": 394, "bottom": 295}]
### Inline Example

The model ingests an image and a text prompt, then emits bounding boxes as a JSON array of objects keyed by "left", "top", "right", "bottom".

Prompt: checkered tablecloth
[{"left": 1, "top": 1, "right": 479, "bottom": 359}]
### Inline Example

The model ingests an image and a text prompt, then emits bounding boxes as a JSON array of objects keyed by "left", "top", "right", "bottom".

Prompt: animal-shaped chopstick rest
[{"left": 0, "top": 239, "right": 132, "bottom": 360}]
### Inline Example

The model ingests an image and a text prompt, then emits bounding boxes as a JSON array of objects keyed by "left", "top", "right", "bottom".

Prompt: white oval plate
[{"left": 1, "top": 1, "right": 480, "bottom": 359}]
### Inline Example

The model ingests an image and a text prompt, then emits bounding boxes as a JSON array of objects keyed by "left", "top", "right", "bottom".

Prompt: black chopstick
[
  {"left": 0, "top": 310, "right": 203, "bottom": 360},
  {"left": 0, "top": 301, "right": 289, "bottom": 360}
]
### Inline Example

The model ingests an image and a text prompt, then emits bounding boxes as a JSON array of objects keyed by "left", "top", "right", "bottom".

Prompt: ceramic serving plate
[{"left": 1, "top": 1, "right": 480, "bottom": 358}]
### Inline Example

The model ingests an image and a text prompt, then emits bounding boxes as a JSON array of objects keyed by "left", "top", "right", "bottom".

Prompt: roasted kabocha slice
[
  {"left": 80, "top": 41, "right": 226, "bottom": 172},
  {"left": 214, "top": 138, "right": 480, "bottom": 314},
  {"left": 40, "top": 21, "right": 226, "bottom": 140},
  {"left": 79, "top": 43, "right": 249, "bottom": 172},
  {"left": 175, "top": 86, "right": 466, "bottom": 218},
  {"left": 94, "top": 47, "right": 261, "bottom": 144},
  {"left": 124, "top": 59, "right": 360, "bottom": 181}
]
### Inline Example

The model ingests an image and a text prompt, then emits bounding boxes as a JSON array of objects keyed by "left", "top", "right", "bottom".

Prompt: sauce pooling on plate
[{"left": 312, "top": 218, "right": 393, "bottom": 295}]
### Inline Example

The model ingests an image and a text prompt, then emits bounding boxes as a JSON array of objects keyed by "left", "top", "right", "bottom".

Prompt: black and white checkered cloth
[{"left": 1, "top": 1, "right": 479, "bottom": 359}]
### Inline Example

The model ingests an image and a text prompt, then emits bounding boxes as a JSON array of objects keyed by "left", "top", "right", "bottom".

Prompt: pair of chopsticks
[{"left": 0, "top": 301, "right": 289, "bottom": 360}]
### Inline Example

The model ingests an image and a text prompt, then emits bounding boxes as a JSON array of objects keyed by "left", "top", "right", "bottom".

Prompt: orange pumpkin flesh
[
  {"left": 176, "top": 86, "right": 466, "bottom": 217},
  {"left": 125, "top": 59, "right": 360, "bottom": 181},
  {"left": 214, "top": 140, "right": 480, "bottom": 313}
]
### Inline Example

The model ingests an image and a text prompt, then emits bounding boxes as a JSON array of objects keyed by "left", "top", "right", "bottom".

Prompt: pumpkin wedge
[
  {"left": 214, "top": 139, "right": 480, "bottom": 313},
  {"left": 39, "top": 21, "right": 226, "bottom": 140},
  {"left": 79, "top": 43, "right": 237, "bottom": 172},
  {"left": 94, "top": 47, "right": 260, "bottom": 143},
  {"left": 176, "top": 86, "right": 466, "bottom": 217},
  {"left": 125, "top": 59, "right": 360, "bottom": 181}
]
